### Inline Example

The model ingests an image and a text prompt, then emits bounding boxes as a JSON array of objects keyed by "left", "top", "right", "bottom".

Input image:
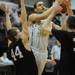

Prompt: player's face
[{"left": 36, "top": 1, "right": 45, "bottom": 13}]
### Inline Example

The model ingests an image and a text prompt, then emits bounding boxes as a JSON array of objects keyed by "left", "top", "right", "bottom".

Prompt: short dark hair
[
  {"left": 67, "top": 16, "right": 75, "bottom": 29},
  {"left": 7, "top": 29, "right": 18, "bottom": 41},
  {"left": 34, "top": 1, "right": 38, "bottom": 9},
  {"left": 7, "top": 29, "right": 17, "bottom": 37}
]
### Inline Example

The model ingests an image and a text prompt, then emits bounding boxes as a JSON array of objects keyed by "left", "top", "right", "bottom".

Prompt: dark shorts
[{"left": 15, "top": 51, "right": 38, "bottom": 75}]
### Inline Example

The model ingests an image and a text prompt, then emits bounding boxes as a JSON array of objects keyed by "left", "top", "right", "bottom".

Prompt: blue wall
[{"left": 71, "top": 0, "right": 75, "bottom": 10}]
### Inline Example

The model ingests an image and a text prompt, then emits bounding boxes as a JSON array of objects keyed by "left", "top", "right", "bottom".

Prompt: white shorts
[
  {"left": 32, "top": 48, "right": 48, "bottom": 65},
  {"left": 32, "top": 47, "right": 48, "bottom": 75}
]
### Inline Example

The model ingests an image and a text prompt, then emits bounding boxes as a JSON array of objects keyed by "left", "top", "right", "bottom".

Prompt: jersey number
[{"left": 11, "top": 46, "right": 24, "bottom": 61}]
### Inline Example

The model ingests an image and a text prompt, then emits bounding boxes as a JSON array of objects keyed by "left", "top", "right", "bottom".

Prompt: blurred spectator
[
  {"left": 50, "top": 41, "right": 61, "bottom": 75},
  {"left": 47, "top": 35, "right": 57, "bottom": 59}
]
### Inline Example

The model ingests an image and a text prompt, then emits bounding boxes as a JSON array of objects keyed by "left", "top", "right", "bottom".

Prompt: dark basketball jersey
[
  {"left": 0, "top": 29, "right": 8, "bottom": 56},
  {"left": 0, "top": 17, "right": 8, "bottom": 56},
  {"left": 52, "top": 29, "right": 75, "bottom": 75},
  {"left": 8, "top": 39, "right": 38, "bottom": 75}
]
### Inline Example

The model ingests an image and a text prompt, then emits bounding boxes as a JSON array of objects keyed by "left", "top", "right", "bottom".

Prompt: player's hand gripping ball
[{"left": 60, "top": 1, "right": 67, "bottom": 13}]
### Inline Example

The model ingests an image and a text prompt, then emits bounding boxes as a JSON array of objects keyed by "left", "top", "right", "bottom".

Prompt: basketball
[{"left": 60, "top": 0, "right": 67, "bottom": 13}]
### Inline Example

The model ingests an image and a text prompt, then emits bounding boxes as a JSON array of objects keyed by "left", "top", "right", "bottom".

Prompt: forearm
[
  {"left": 67, "top": 0, "right": 73, "bottom": 16},
  {"left": 67, "top": 7, "right": 73, "bottom": 16},
  {"left": 60, "top": 13, "right": 68, "bottom": 30},
  {"left": 43, "top": 10, "right": 60, "bottom": 32},
  {"left": 20, "top": 0, "right": 29, "bottom": 41},
  {"left": 20, "top": 0, "right": 28, "bottom": 32},
  {"left": 21, "top": 0, "right": 27, "bottom": 28},
  {"left": 46, "top": 12, "right": 56, "bottom": 25},
  {"left": 40, "top": 6, "right": 55, "bottom": 20},
  {"left": 6, "top": 12, "right": 12, "bottom": 30}
]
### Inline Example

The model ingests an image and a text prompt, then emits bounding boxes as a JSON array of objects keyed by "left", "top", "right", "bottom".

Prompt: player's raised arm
[
  {"left": 4, "top": 4, "right": 12, "bottom": 30},
  {"left": 20, "top": 0, "right": 29, "bottom": 44}
]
